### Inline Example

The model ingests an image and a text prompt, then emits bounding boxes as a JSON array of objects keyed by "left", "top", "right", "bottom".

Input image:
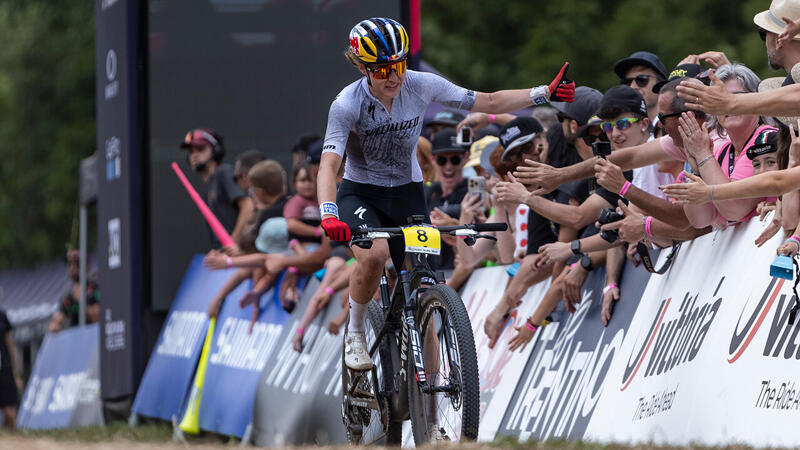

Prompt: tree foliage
[
  {"left": 422, "top": 0, "right": 775, "bottom": 92},
  {"left": 0, "top": 1, "right": 95, "bottom": 268}
]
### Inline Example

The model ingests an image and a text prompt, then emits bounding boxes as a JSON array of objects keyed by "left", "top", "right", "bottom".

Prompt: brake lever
[
  {"left": 476, "top": 233, "right": 497, "bottom": 242},
  {"left": 350, "top": 237, "right": 373, "bottom": 249}
]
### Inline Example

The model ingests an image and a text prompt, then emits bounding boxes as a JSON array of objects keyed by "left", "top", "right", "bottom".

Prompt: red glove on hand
[
  {"left": 548, "top": 62, "right": 575, "bottom": 103},
  {"left": 321, "top": 217, "right": 351, "bottom": 242}
]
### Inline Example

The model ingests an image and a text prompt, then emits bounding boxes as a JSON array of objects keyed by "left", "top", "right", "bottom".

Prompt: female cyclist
[{"left": 317, "top": 17, "right": 576, "bottom": 371}]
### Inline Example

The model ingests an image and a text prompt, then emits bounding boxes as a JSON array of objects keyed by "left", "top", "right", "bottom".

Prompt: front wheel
[{"left": 407, "top": 284, "right": 479, "bottom": 444}]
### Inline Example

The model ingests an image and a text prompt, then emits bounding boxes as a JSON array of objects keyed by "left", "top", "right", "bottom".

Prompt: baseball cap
[
  {"left": 498, "top": 117, "right": 543, "bottom": 162},
  {"left": 306, "top": 139, "right": 323, "bottom": 164},
  {"left": 431, "top": 128, "right": 469, "bottom": 154},
  {"left": 746, "top": 129, "right": 779, "bottom": 160},
  {"left": 550, "top": 86, "right": 603, "bottom": 126},
  {"left": 255, "top": 217, "right": 289, "bottom": 254},
  {"left": 613, "top": 51, "right": 668, "bottom": 80},
  {"left": 577, "top": 116, "right": 603, "bottom": 138},
  {"left": 466, "top": 136, "right": 500, "bottom": 171},
  {"left": 754, "top": 0, "right": 800, "bottom": 38},
  {"left": 597, "top": 85, "right": 648, "bottom": 119},
  {"left": 428, "top": 110, "right": 466, "bottom": 127},
  {"left": 652, "top": 63, "right": 705, "bottom": 93},
  {"left": 180, "top": 128, "right": 219, "bottom": 149}
]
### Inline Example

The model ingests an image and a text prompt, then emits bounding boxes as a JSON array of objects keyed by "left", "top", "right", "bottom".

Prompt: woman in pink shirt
[{"left": 672, "top": 64, "right": 776, "bottom": 228}]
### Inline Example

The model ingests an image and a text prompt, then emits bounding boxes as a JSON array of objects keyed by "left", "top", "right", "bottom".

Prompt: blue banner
[
  {"left": 18, "top": 324, "right": 103, "bottom": 429},
  {"left": 132, "top": 255, "right": 238, "bottom": 421},
  {"left": 197, "top": 271, "right": 302, "bottom": 437}
]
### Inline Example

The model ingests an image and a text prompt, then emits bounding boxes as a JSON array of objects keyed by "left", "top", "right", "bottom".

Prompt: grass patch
[{"left": 3, "top": 421, "right": 173, "bottom": 442}]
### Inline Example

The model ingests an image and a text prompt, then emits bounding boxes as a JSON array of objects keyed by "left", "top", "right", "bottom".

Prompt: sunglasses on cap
[
  {"left": 366, "top": 60, "right": 407, "bottom": 80},
  {"left": 582, "top": 132, "right": 608, "bottom": 146},
  {"left": 436, "top": 155, "right": 463, "bottom": 166},
  {"left": 620, "top": 74, "right": 654, "bottom": 88},
  {"left": 600, "top": 117, "right": 641, "bottom": 133}
]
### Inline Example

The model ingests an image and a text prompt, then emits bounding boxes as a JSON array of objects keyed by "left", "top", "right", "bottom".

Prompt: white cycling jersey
[{"left": 322, "top": 70, "right": 476, "bottom": 187}]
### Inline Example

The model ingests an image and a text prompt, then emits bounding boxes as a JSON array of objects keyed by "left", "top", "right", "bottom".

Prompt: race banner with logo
[
  {"left": 197, "top": 272, "right": 296, "bottom": 438},
  {"left": 252, "top": 277, "right": 348, "bottom": 446},
  {"left": 132, "top": 256, "right": 236, "bottom": 421},
  {"left": 495, "top": 258, "right": 653, "bottom": 441},
  {"left": 583, "top": 219, "right": 800, "bottom": 447},
  {"left": 18, "top": 324, "right": 103, "bottom": 429}
]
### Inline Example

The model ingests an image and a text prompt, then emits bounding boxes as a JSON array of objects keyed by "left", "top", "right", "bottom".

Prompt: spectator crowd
[{"left": 177, "top": 2, "right": 800, "bottom": 356}]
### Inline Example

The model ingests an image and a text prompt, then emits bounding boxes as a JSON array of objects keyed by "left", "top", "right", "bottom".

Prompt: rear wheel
[
  {"left": 341, "top": 300, "right": 399, "bottom": 445},
  {"left": 407, "top": 284, "right": 479, "bottom": 444}
]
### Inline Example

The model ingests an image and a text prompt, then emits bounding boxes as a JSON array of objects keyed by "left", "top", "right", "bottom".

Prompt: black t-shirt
[
  {"left": 207, "top": 163, "right": 246, "bottom": 247},
  {"left": 425, "top": 179, "right": 469, "bottom": 269},
  {"left": 0, "top": 310, "right": 12, "bottom": 374},
  {"left": 257, "top": 194, "right": 289, "bottom": 228},
  {"left": 60, "top": 281, "right": 99, "bottom": 327}
]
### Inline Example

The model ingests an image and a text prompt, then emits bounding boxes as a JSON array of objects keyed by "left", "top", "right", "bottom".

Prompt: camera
[
  {"left": 456, "top": 126, "right": 472, "bottom": 146},
  {"left": 592, "top": 141, "right": 611, "bottom": 159},
  {"left": 597, "top": 207, "right": 624, "bottom": 243}
]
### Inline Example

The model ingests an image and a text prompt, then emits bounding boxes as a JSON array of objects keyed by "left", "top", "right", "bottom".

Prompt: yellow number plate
[{"left": 402, "top": 226, "right": 441, "bottom": 255}]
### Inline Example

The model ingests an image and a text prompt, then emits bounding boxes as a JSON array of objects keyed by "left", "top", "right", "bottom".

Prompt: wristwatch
[
  {"left": 580, "top": 254, "right": 593, "bottom": 270},
  {"left": 570, "top": 240, "right": 581, "bottom": 256}
]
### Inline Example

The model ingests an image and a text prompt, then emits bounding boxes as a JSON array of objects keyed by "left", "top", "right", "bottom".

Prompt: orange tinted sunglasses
[{"left": 366, "top": 60, "right": 407, "bottom": 80}]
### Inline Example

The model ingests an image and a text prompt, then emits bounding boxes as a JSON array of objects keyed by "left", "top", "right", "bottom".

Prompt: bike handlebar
[{"left": 351, "top": 222, "right": 508, "bottom": 237}]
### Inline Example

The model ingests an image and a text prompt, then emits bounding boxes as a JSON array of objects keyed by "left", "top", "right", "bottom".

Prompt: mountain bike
[{"left": 340, "top": 215, "right": 506, "bottom": 445}]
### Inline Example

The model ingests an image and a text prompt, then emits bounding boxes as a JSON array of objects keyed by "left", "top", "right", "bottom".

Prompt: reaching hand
[
  {"left": 457, "top": 113, "right": 491, "bottom": 133},
  {"left": 495, "top": 175, "right": 530, "bottom": 206},
  {"left": 660, "top": 171, "right": 712, "bottom": 204},
  {"left": 676, "top": 71, "right": 733, "bottom": 115},
  {"left": 789, "top": 121, "right": 800, "bottom": 166},
  {"left": 778, "top": 17, "right": 800, "bottom": 48},
  {"left": 512, "top": 159, "right": 562, "bottom": 195},
  {"left": 601, "top": 284, "right": 620, "bottom": 327},
  {"left": 203, "top": 250, "right": 228, "bottom": 270},
  {"left": 598, "top": 200, "right": 645, "bottom": 244},
  {"left": 321, "top": 217, "right": 351, "bottom": 242},
  {"left": 508, "top": 323, "right": 536, "bottom": 352},
  {"left": 563, "top": 265, "right": 588, "bottom": 306},
  {"left": 537, "top": 241, "right": 572, "bottom": 265},
  {"left": 778, "top": 239, "right": 800, "bottom": 257},
  {"left": 678, "top": 112, "right": 713, "bottom": 162},
  {"left": 460, "top": 191, "right": 486, "bottom": 224},
  {"left": 594, "top": 158, "right": 627, "bottom": 193},
  {"left": 679, "top": 51, "right": 731, "bottom": 69},
  {"left": 548, "top": 62, "right": 575, "bottom": 102}
]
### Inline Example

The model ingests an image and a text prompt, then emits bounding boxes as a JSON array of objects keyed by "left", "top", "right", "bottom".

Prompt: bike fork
[{"left": 400, "top": 270, "right": 428, "bottom": 386}]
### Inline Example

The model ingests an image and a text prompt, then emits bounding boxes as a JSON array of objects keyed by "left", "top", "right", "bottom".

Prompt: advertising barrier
[
  {"left": 252, "top": 277, "right": 348, "bottom": 446},
  {"left": 18, "top": 324, "right": 103, "bottom": 429},
  {"left": 582, "top": 219, "right": 800, "bottom": 447},
  {"left": 130, "top": 217, "right": 800, "bottom": 447},
  {"left": 197, "top": 272, "right": 294, "bottom": 438},
  {"left": 132, "top": 256, "right": 238, "bottom": 421}
]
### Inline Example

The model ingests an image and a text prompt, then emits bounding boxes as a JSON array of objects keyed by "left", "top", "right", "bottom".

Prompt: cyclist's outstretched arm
[{"left": 472, "top": 63, "right": 574, "bottom": 114}]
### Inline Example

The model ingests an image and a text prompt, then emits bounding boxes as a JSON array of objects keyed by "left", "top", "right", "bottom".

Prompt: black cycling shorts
[{"left": 337, "top": 180, "right": 429, "bottom": 270}]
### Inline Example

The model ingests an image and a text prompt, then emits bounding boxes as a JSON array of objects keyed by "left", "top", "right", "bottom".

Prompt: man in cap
[
  {"left": 614, "top": 51, "right": 668, "bottom": 122},
  {"left": 180, "top": 128, "right": 253, "bottom": 247}
]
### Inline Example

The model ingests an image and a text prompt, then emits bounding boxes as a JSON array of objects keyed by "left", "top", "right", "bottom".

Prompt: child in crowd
[{"left": 284, "top": 162, "right": 323, "bottom": 247}]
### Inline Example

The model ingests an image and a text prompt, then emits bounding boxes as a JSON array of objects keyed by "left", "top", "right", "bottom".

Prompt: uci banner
[
  {"left": 132, "top": 256, "right": 234, "bottom": 421},
  {"left": 583, "top": 218, "right": 800, "bottom": 447},
  {"left": 18, "top": 324, "right": 103, "bottom": 429}
]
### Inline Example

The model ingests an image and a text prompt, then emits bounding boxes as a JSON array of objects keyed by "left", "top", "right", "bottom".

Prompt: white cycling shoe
[{"left": 344, "top": 331, "right": 374, "bottom": 371}]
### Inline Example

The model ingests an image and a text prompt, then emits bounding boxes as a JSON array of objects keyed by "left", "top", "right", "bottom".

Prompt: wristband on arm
[
  {"left": 320, "top": 202, "right": 339, "bottom": 219},
  {"left": 603, "top": 283, "right": 618, "bottom": 295},
  {"left": 619, "top": 181, "right": 632, "bottom": 198}
]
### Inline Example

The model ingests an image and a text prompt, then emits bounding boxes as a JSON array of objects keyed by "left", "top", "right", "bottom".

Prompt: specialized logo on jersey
[
  {"left": 354, "top": 206, "right": 367, "bottom": 220},
  {"left": 364, "top": 116, "right": 420, "bottom": 137}
]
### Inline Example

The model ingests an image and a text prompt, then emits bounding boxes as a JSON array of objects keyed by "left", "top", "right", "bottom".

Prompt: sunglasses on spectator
[
  {"left": 758, "top": 28, "right": 767, "bottom": 42},
  {"left": 600, "top": 117, "right": 641, "bottom": 133},
  {"left": 657, "top": 111, "right": 684, "bottom": 123},
  {"left": 366, "top": 60, "right": 407, "bottom": 80},
  {"left": 436, "top": 155, "right": 463, "bottom": 166},
  {"left": 582, "top": 133, "right": 608, "bottom": 146},
  {"left": 620, "top": 74, "right": 653, "bottom": 88}
]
